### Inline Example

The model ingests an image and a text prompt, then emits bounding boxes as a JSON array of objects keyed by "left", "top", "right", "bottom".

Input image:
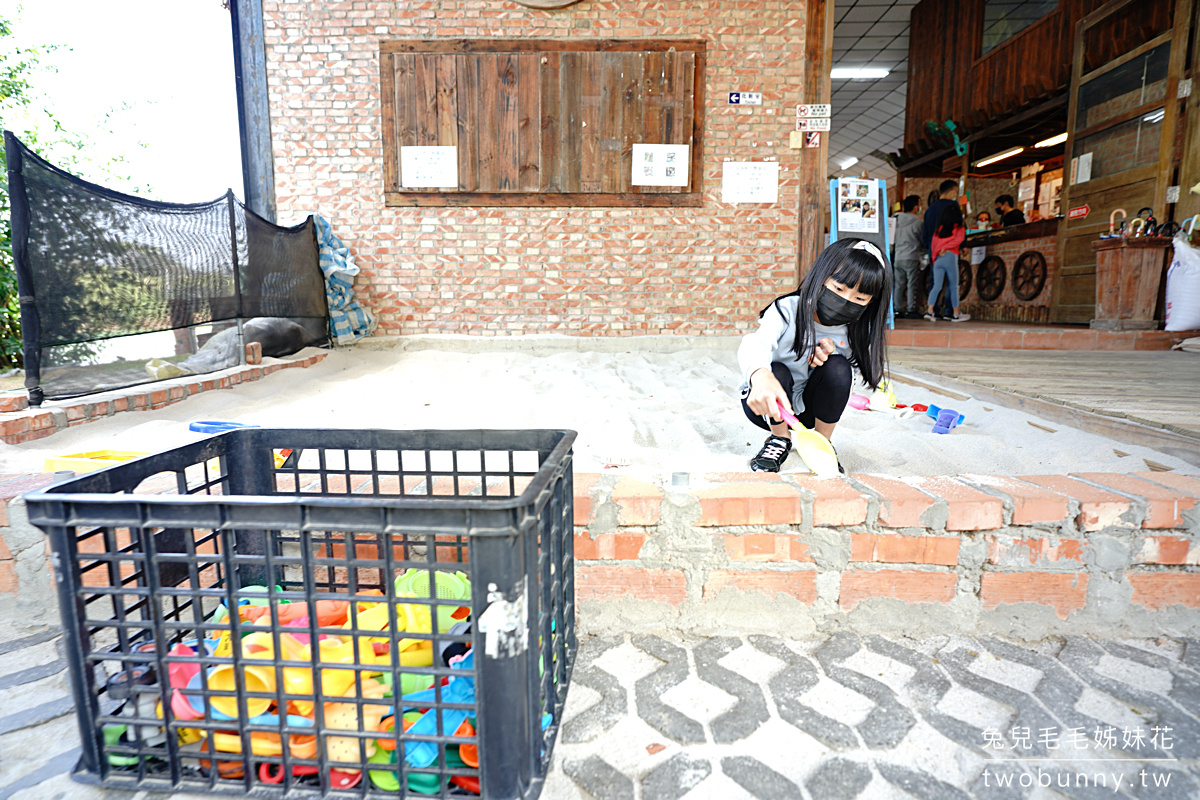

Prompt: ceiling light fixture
[
  {"left": 974, "top": 146, "right": 1025, "bottom": 168},
  {"left": 830, "top": 67, "right": 889, "bottom": 80},
  {"left": 1142, "top": 109, "right": 1165, "bottom": 123},
  {"left": 839, "top": 156, "right": 859, "bottom": 170},
  {"left": 1034, "top": 132, "right": 1068, "bottom": 148}
]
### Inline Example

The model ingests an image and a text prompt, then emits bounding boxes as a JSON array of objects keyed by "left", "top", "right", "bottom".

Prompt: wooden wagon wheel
[
  {"left": 957, "top": 257, "right": 973, "bottom": 301},
  {"left": 976, "top": 255, "right": 1006, "bottom": 301},
  {"left": 1012, "top": 250, "right": 1047, "bottom": 301}
]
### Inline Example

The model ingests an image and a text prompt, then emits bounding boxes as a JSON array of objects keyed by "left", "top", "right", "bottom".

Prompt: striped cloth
[{"left": 315, "top": 215, "right": 376, "bottom": 345}]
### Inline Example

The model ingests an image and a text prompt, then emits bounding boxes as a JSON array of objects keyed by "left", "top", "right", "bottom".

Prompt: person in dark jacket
[{"left": 995, "top": 194, "right": 1026, "bottom": 227}]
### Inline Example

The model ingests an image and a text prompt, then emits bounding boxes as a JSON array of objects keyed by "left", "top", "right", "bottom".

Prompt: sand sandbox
[{"left": 2, "top": 336, "right": 1194, "bottom": 479}]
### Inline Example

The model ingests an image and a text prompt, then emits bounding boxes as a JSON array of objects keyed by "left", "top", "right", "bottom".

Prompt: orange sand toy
[
  {"left": 324, "top": 677, "right": 390, "bottom": 772},
  {"left": 239, "top": 600, "right": 350, "bottom": 628}
]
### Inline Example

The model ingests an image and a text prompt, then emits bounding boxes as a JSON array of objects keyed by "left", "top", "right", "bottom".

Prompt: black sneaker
[{"left": 750, "top": 435, "right": 792, "bottom": 472}]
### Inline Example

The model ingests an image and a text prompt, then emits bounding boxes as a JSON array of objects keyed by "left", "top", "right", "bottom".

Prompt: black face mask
[
  {"left": 995, "top": 206, "right": 1004, "bottom": 216},
  {"left": 816, "top": 287, "right": 867, "bottom": 326}
]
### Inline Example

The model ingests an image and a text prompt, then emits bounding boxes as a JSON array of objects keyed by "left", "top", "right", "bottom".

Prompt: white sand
[{"left": 3, "top": 337, "right": 1195, "bottom": 479}]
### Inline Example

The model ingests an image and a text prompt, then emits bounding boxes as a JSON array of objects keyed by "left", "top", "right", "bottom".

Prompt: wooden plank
[
  {"left": 384, "top": 191, "right": 704, "bottom": 207},
  {"left": 658, "top": 50, "right": 681, "bottom": 194},
  {"left": 1152, "top": 0, "right": 1193, "bottom": 218},
  {"left": 539, "top": 52, "right": 560, "bottom": 193},
  {"left": 457, "top": 54, "right": 480, "bottom": 192},
  {"left": 380, "top": 53, "right": 398, "bottom": 192},
  {"left": 496, "top": 53, "right": 520, "bottom": 191},
  {"left": 580, "top": 52, "right": 602, "bottom": 192},
  {"left": 599, "top": 52, "right": 623, "bottom": 193},
  {"left": 618, "top": 52, "right": 643, "bottom": 193},
  {"left": 559, "top": 52, "right": 582, "bottom": 193},
  {"left": 415, "top": 54, "right": 439, "bottom": 147},
  {"left": 436, "top": 55, "right": 458, "bottom": 148},
  {"left": 382, "top": 38, "right": 708, "bottom": 55},
  {"left": 517, "top": 53, "right": 540, "bottom": 192},
  {"left": 1176, "top": 0, "right": 1200, "bottom": 222},
  {"left": 1078, "top": 30, "right": 1172, "bottom": 84},
  {"left": 476, "top": 54, "right": 499, "bottom": 192},
  {"left": 682, "top": 50, "right": 699, "bottom": 193},
  {"left": 394, "top": 54, "right": 417, "bottom": 189},
  {"left": 1051, "top": 0, "right": 1090, "bottom": 323},
  {"left": 639, "top": 51, "right": 665, "bottom": 195},
  {"left": 395, "top": 54, "right": 418, "bottom": 147}
]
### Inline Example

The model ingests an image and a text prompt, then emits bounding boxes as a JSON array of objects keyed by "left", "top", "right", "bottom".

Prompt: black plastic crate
[{"left": 24, "top": 428, "right": 577, "bottom": 800}]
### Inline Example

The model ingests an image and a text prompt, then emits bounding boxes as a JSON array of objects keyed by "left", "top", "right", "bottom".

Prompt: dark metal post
[
  {"left": 4, "top": 133, "right": 43, "bottom": 406},
  {"left": 229, "top": 0, "right": 277, "bottom": 222}
]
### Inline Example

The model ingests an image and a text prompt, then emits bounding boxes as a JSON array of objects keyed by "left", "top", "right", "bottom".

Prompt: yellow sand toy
[
  {"left": 393, "top": 568, "right": 472, "bottom": 634},
  {"left": 775, "top": 401, "right": 841, "bottom": 477},
  {"left": 867, "top": 378, "right": 898, "bottom": 411}
]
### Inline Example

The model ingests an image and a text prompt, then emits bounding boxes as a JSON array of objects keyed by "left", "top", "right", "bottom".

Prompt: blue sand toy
[
  {"left": 398, "top": 650, "right": 476, "bottom": 768},
  {"left": 189, "top": 421, "right": 260, "bottom": 434},
  {"left": 931, "top": 408, "right": 962, "bottom": 434},
  {"left": 924, "top": 405, "right": 965, "bottom": 428}
]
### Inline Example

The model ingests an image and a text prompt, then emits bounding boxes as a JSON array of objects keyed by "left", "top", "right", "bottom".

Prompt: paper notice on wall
[
  {"left": 1018, "top": 176, "right": 1036, "bottom": 203},
  {"left": 400, "top": 146, "right": 458, "bottom": 188},
  {"left": 632, "top": 144, "right": 690, "bottom": 186},
  {"left": 1075, "top": 152, "right": 1094, "bottom": 185},
  {"left": 970, "top": 246, "right": 986, "bottom": 265},
  {"left": 721, "top": 161, "right": 779, "bottom": 204},
  {"left": 836, "top": 177, "right": 879, "bottom": 234}
]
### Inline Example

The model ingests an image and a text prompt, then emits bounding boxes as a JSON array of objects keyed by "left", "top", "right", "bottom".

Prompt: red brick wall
[
  {"left": 261, "top": 1, "right": 810, "bottom": 337},
  {"left": 568, "top": 471, "right": 1200, "bottom": 636}
]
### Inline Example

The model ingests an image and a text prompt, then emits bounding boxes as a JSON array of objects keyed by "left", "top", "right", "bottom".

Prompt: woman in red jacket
[{"left": 924, "top": 202, "right": 971, "bottom": 322}]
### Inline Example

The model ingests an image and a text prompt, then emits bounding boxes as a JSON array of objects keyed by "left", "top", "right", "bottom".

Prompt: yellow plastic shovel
[{"left": 776, "top": 401, "right": 840, "bottom": 477}]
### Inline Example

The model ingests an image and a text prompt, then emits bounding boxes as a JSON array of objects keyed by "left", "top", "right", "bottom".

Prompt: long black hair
[
  {"left": 761, "top": 237, "right": 892, "bottom": 390},
  {"left": 936, "top": 201, "right": 964, "bottom": 238}
]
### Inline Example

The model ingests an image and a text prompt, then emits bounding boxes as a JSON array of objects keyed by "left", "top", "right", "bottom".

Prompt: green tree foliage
[{"left": 0, "top": 14, "right": 153, "bottom": 369}]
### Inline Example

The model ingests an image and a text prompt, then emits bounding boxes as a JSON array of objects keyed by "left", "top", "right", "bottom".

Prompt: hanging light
[
  {"left": 830, "top": 67, "right": 889, "bottom": 80},
  {"left": 974, "top": 147, "right": 1025, "bottom": 168},
  {"left": 1034, "top": 133, "right": 1068, "bottom": 148}
]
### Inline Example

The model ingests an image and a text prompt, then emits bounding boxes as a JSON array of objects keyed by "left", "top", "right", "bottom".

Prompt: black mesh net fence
[{"left": 5, "top": 132, "right": 328, "bottom": 403}]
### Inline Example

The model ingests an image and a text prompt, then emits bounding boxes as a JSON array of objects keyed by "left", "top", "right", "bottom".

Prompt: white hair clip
[{"left": 852, "top": 240, "right": 886, "bottom": 265}]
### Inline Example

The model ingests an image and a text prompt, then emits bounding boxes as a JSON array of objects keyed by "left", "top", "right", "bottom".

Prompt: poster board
[{"left": 829, "top": 177, "right": 893, "bottom": 330}]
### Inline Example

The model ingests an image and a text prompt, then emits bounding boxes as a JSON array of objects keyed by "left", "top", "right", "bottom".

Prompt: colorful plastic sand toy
[
  {"left": 932, "top": 408, "right": 962, "bottom": 434},
  {"left": 775, "top": 401, "right": 840, "bottom": 477},
  {"left": 924, "top": 404, "right": 965, "bottom": 429}
]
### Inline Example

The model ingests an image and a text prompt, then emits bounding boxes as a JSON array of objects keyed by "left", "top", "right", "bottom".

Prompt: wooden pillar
[
  {"left": 796, "top": 0, "right": 835, "bottom": 280},
  {"left": 1177, "top": 0, "right": 1200, "bottom": 222}
]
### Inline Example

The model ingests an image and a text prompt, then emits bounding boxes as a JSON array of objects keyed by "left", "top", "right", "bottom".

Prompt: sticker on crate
[{"left": 478, "top": 577, "right": 529, "bottom": 658}]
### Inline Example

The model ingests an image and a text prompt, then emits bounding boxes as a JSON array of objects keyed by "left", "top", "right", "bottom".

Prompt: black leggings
[{"left": 741, "top": 355, "right": 853, "bottom": 432}]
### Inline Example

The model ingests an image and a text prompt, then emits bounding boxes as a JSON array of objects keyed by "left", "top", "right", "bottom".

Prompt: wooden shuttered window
[{"left": 380, "top": 39, "right": 706, "bottom": 207}]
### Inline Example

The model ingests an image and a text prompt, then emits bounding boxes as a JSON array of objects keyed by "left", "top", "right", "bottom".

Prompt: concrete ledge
[
  {"left": 2, "top": 467, "right": 1196, "bottom": 643},
  {"left": 573, "top": 471, "right": 1200, "bottom": 640},
  {"left": 0, "top": 350, "right": 329, "bottom": 444}
]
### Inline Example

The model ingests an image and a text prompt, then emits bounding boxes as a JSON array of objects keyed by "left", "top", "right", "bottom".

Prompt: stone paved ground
[{"left": 2, "top": 631, "right": 1198, "bottom": 799}]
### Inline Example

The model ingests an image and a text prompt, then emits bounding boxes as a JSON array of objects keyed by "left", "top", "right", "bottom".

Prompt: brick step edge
[{"left": 0, "top": 352, "right": 329, "bottom": 444}]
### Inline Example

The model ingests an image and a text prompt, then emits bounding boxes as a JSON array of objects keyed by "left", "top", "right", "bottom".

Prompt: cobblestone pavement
[{"left": 2, "top": 631, "right": 1198, "bottom": 799}]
